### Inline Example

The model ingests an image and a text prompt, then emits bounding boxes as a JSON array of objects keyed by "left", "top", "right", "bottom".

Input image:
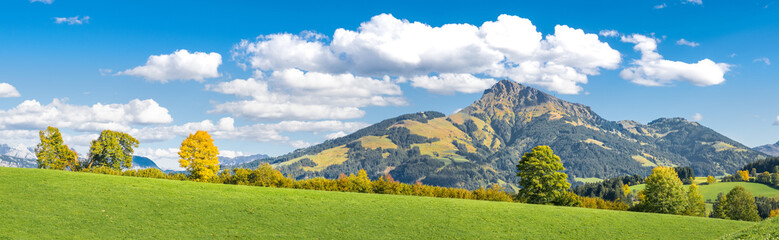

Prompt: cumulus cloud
[
  {"left": 30, "top": 0, "right": 53, "bottom": 3},
  {"left": 207, "top": 74, "right": 404, "bottom": 120},
  {"left": 0, "top": 98, "right": 172, "bottom": 132},
  {"left": 692, "top": 113, "right": 703, "bottom": 121},
  {"left": 620, "top": 34, "right": 730, "bottom": 86},
  {"left": 134, "top": 148, "right": 181, "bottom": 170},
  {"left": 54, "top": 16, "right": 89, "bottom": 25},
  {"left": 599, "top": 30, "right": 620, "bottom": 37},
  {"left": 676, "top": 39, "right": 700, "bottom": 47},
  {"left": 128, "top": 117, "right": 368, "bottom": 144},
  {"left": 0, "top": 83, "right": 21, "bottom": 97},
  {"left": 754, "top": 57, "right": 771, "bottom": 65},
  {"left": 410, "top": 74, "right": 497, "bottom": 94},
  {"left": 775, "top": 116, "right": 779, "bottom": 126},
  {"left": 232, "top": 14, "right": 621, "bottom": 95},
  {"left": 120, "top": 49, "right": 222, "bottom": 82}
]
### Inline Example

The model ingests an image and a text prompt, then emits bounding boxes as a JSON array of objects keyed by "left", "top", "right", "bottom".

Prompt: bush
[{"left": 81, "top": 166, "right": 121, "bottom": 175}]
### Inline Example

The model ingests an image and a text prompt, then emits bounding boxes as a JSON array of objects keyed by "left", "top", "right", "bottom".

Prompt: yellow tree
[
  {"left": 707, "top": 175, "right": 716, "bottom": 184},
  {"left": 737, "top": 170, "right": 750, "bottom": 182},
  {"left": 179, "top": 130, "right": 219, "bottom": 182},
  {"left": 35, "top": 126, "right": 78, "bottom": 170}
]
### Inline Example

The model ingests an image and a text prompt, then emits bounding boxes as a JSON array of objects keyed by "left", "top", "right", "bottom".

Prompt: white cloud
[
  {"left": 120, "top": 49, "right": 222, "bottom": 82},
  {"left": 599, "top": 30, "right": 620, "bottom": 37},
  {"left": 232, "top": 14, "right": 621, "bottom": 95},
  {"left": 620, "top": 34, "right": 730, "bottom": 87},
  {"left": 128, "top": 117, "right": 367, "bottom": 144},
  {"left": 324, "top": 131, "right": 348, "bottom": 139},
  {"left": 54, "top": 16, "right": 89, "bottom": 25},
  {"left": 654, "top": 3, "right": 667, "bottom": 9},
  {"left": 207, "top": 74, "right": 404, "bottom": 121},
  {"left": 754, "top": 57, "right": 771, "bottom": 65},
  {"left": 289, "top": 140, "right": 312, "bottom": 148},
  {"left": 775, "top": 116, "right": 779, "bottom": 126},
  {"left": 135, "top": 148, "right": 181, "bottom": 170},
  {"left": 219, "top": 150, "right": 249, "bottom": 158},
  {"left": 692, "top": 113, "right": 703, "bottom": 121},
  {"left": 0, "top": 98, "right": 172, "bottom": 132},
  {"left": 676, "top": 39, "right": 700, "bottom": 47},
  {"left": 684, "top": 0, "right": 703, "bottom": 5},
  {"left": 30, "top": 0, "right": 54, "bottom": 3},
  {"left": 0, "top": 83, "right": 21, "bottom": 98},
  {"left": 410, "top": 74, "right": 497, "bottom": 94}
]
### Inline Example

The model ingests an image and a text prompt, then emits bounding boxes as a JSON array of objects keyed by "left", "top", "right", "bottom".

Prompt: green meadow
[{"left": 0, "top": 167, "right": 755, "bottom": 239}]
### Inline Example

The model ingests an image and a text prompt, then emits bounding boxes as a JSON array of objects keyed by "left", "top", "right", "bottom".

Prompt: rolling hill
[
  {"left": 0, "top": 167, "right": 754, "bottom": 239},
  {"left": 241, "top": 80, "right": 765, "bottom": 190}
]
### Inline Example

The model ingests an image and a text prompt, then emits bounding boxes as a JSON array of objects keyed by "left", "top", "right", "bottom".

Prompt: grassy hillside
[
  {"left": 720, "top": 216, "right": 779, "bottom": 239},
  {"left": 0, "top": 167, "right": 754, "bottom": 239},
  {"left": 630, "top": 182, "right": 779, "bottom": 202}
]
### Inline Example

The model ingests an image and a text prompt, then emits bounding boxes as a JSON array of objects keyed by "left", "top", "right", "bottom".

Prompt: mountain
[
  {"left": 0, "top": 144, "right": 36, "bottom": 159},
  {"left": 242, "top": 80, "right": 766, "bottom": 190},
  {"left": 131, "top": 156, "right": 160, "bottom": 169},
  {"left": 754, "top": 141, "right": 779, "bottom": 157},
  {"left": 220, "top": 154, "right": 270, "bottom": 166}
]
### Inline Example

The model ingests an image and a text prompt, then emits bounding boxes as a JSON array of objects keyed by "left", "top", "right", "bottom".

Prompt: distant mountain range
[
  {"left": 754, "top": 141, "right": 779, "bottom": 157},
  {"left": 241, "top": 80, "right": 767, "bottom": 190},
  {"left": 220, "top": 154, "right": 270, "bottom": 166}
]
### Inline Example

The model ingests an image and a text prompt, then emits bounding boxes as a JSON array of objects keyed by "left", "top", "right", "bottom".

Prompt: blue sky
[{"left": 0, "top": 0, "right": 776, "bottom": 169}]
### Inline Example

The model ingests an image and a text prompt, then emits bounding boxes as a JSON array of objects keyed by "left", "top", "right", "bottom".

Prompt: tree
[
  {"left": 85, "top": 130, "right": 139, "bottom": 169},
  {"left": 640, "top": 166, "right": 687, "bottom": 214},
  {"left": 516, "top": 146, "right": 570, "bottom": 204},
  {"left": 707, "top": 175, "right": 716, "bottom": 184},
  {"left": 738, "top": 170, "right": 750, "bottom": 182},
  {"left": 34, "top": 126, "right": 78, "bottom": 170},
  {"left": 722, "top": 186, "right": 761, "bottom": 222},
  {"left": 771, "top": 209, "right": 779, "bottom": 218},
  {"left": 179, "top": 130, "right": 220, "bottom": 182},
  {"left": 682, "top": 183, "right": 706, "bottom": 217},
  {"left": 711, "top": 193, "right": 728, "bottom": 219}
]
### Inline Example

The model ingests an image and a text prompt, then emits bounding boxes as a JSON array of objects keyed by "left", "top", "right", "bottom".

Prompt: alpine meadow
[{"left": 1, "top": 0, "right": 778, "bottom": 239}]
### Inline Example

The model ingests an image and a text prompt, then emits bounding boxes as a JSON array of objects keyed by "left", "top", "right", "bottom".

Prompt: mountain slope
[
  {"left": 0, "top": 167, "right": 754, "bottom": 239},
  {"left": 131, "top": 156, "right": 160, "bottom": 169},
  {"left": 220, "top": 154, "right": 270, "bottom": 166},
  {"left": 243, "top": 80, "right": 766, "bottom": 190},
  {"left": 754, "top": 141, "right": 779, "bottom": 157}
]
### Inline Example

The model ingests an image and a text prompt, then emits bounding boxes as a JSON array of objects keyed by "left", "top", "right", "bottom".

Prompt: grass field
[
  {"left": 0, "top": 167, "right": 755, "bottom": 239},
  {"left": 630, "top": 182, "right": 779, "bottom": 202},
  {"left": 720, "top": 216, "right": 779, "bottom": 239}
]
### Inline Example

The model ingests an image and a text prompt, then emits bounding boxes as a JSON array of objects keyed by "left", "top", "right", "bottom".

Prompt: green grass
[
  {"left": 719, "top": 216, "right": 779, "bottom": 239},
  {"left": 0, "top": 167, "right": 754, "bottom": 239},
  {"left": 630, "top": 182, "right": 779, "bottom": 202}
]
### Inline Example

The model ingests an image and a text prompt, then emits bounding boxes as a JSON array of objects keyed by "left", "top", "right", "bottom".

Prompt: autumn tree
[
  {"left": 516, "top": 146, "right": 570, "bottom": 204},
  {"left": 34, "top": 126, "right": 78, "bottom": 170},
  {"left": 179, "top": 130, "right": 219, "bottom": 182},
  {"left": 738, "top": 170, "right": 750, "bottom": 182},
  {"left": 640, "top": 166, "right": 687, "bottom": 214},
  {"left": 707, "top": 175, "right": 716, "bottom": 184},
  {"left": 722, "top": 186, "right": 761, "bottom": 222},
  {"left": 770, "top": 209, "right": 779, "bottom": 218},
  {"left": 682, "top": 183, "right": 707, "bottom": 217},
  {"left": 84, "top": 130, "right": 139, "bottom": 169}
]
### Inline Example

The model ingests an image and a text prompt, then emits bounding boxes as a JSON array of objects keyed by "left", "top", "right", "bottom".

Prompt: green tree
[
  {"left": 711, "top": 193, "right": 728, "bottom": 219},
  {"left": 516, "top": 146, "right": 570, "bottom": 204},
  {"left": 179, "top": 130, "right": 220, "bottom": 182},
  {"left": 682, "top": 183, "right": 707, "bottom": 217},
  {"left": 641, "top": 166, "right": 687, "bottom": 214},
  {"left": 85, "top": 130, "right": 139, "bottom": 169},
  {"left": 722, "top": 186, "right": 761, "bottom": 222},
  {"left": 34, "top": 126, "right": 78, "bottom": 170}
]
